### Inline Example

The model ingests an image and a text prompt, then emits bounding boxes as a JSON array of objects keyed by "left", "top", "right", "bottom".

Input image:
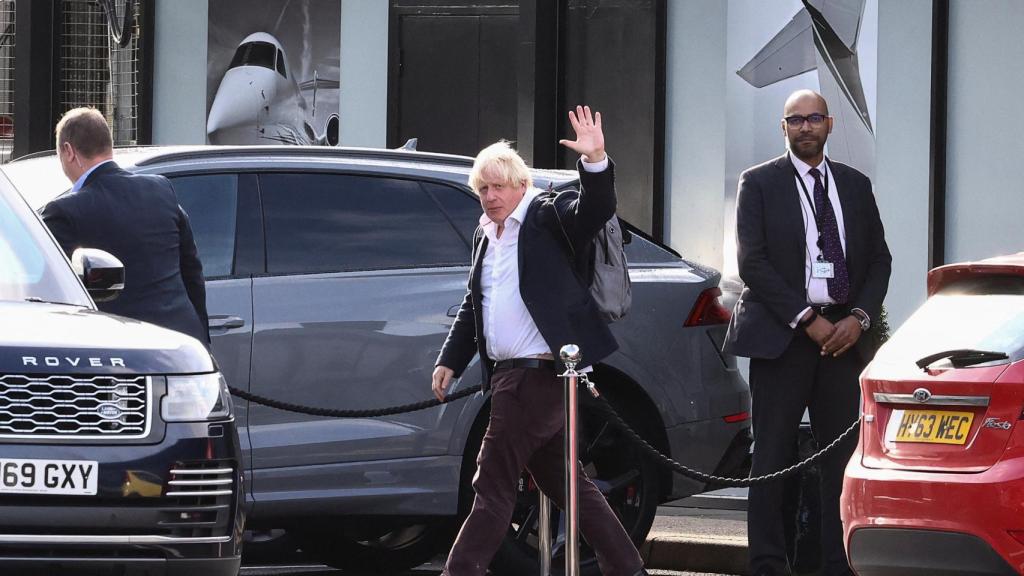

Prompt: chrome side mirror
[{"left": 71, "top": 248, "right": 124, "bottom": 303}]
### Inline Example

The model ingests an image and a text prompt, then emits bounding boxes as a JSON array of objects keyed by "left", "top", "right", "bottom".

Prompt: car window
[
  {"left": 260, "top": 173, "right": 468, "bottom": 274},
  {"left": 421, "top": 181, "right": 480, "bottom": 248},
  {"left": 623, "top": 230, "right": 678, "bottom": 263},
  {"left": 169, "top": 174, "right": 239, "bottom": 278},
  {"left": 875, "top": 275, "right": 1024, "bottom": 366}
]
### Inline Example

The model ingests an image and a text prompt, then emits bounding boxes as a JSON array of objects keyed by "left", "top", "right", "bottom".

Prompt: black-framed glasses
[{"left": 783, "top": 113, "right": 828, "bottom": 128}]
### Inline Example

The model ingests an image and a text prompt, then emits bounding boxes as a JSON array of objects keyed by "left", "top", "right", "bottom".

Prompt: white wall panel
[{"left": 946, "top": 1, "right": 1024, "bottom": 263}]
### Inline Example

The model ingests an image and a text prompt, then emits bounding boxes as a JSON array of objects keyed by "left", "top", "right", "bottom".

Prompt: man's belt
[
  {"left": 810, "top": 303, "right": 851, "bottom": 321},
  {"left": 493, "top": 358, "right": 557, "bottom": 372}
]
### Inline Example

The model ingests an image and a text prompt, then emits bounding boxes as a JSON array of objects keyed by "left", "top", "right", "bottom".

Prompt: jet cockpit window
[
  {"left": 276, "top": 50, "right": 286, "bottom": 77},
  {"left": 228, "top": 41, "right": 277, "bottom": 71}
]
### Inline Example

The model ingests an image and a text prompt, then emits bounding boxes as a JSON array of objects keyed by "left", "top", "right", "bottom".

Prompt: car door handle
[
  {"left": 446, "top": 304, "right": 460, "bottom": 318},
  {"left": 209, "top": 315, "right": 245, "bottom": 330}
]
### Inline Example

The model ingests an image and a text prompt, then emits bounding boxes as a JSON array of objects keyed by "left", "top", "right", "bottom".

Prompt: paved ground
[{"left": 240, "top": 503, "right": 750, "bottom": 575}]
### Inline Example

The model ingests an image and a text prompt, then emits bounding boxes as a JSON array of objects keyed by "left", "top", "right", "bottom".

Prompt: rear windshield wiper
[
  {"left": 24, "top": 297, "right": 77, "bottom": 307},
  {"left": 915, "top": 348, "right": 1009, "bottom": 370}
]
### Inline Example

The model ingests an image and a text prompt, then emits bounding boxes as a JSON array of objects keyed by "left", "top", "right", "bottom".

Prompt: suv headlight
[{"left": 162, "top": 373, "right": 233, "bottom": 422}]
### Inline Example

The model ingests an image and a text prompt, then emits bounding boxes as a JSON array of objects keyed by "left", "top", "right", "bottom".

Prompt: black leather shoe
[{"left": 631, "top": 569, "right": 650, "bottom": 576}]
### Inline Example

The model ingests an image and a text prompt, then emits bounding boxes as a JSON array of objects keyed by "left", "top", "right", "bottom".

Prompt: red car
[{"left": 842, "top": 253, "right": 1024, "bottom": 576}]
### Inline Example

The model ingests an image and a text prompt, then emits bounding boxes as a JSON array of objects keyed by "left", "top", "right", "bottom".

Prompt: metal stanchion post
[
  {"left": 559, "top": 344, "right": 582, "bottom": 576},
  {"left": 538, "top": 491, "right": 551, "bottom": 576}
]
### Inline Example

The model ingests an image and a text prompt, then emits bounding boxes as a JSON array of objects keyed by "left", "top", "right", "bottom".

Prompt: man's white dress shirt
[{"left": 479, "top": 156, "right": 608, "bottom": 361}]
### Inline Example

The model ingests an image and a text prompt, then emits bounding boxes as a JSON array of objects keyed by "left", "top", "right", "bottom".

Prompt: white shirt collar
[
  {"left": 478, "top": 186, "right": 544, "bottom": 230},
  {"left": 789, "top": 153, "right": 827, "bottom": 179},
  {"left": 72, "top": 159, "right": 114, "bottom": 192}
]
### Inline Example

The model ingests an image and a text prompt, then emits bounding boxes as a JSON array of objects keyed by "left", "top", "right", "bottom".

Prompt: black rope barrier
[
  {"left": 228, "top": 383, "right": 860, "bottom": 487},
  {"left": 227, "top": 384, "right": 482, "bottom": 418},
  {"left": 588, "top": 396, "right": 861, "bottom": 487}
]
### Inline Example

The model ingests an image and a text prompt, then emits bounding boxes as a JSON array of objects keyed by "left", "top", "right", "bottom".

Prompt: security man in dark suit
[
  {"left": 42, "top": 107, "right": 210, "bottom": 345},
  {"left": 723, "top": 90, "right": 891, "bottom": 576},
  {"left": 432, "top": 106, "right": 647, "bottom": 576}
]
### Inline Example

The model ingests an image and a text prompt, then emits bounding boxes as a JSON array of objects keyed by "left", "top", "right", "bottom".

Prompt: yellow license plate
[{"left": 888, "top": 409, "right": 974, "bottom": 444}]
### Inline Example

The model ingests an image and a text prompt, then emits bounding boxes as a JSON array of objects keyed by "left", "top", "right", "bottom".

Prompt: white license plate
[{"left": 0, "top": 459, "right": 98, "bottom": 495}]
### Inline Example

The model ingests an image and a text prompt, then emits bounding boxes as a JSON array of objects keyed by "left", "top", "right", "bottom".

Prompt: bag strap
[{"left": 548, "top": 183, "right": 578, "bottom": 259}]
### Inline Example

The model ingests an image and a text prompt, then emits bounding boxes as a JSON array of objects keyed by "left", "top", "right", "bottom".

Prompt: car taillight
[
  {"left": 684, "top": 287, "right": 732, "bottom": 327},
  {"left": 723, "top": 411, "right": 750, "bottom": 423}
]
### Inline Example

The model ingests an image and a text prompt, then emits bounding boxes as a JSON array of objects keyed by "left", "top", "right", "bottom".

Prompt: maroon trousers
[{"left": 443, "top": 366, "right": 644, "bottom": 576}]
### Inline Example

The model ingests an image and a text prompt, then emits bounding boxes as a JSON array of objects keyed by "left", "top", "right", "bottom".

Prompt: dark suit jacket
[
  {"left": 436, "top": 160, "right": 618, "bottom": 389},
  {"left": 41, "top": 161, "right": 210, "bottom": 345},
  {"left": 723, "top": 154, "right": 891, "bottom": 361}
]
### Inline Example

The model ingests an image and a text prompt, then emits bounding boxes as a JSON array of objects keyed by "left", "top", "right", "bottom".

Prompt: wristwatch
[{"left": 851, "top": 308, "right": 871, "bottom": 332}]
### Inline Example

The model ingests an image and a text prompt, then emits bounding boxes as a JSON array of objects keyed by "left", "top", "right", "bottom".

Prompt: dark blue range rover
[{"left": 0, "top": 171, "right": 244, "bottom": 573}]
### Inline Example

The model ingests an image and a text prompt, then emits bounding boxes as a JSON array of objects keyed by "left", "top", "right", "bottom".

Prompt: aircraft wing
[
  {"left": 736, "top": 9, "right": 815, "bottom": 88},
  {"left": 737, "top": 0, "right": 866, "bottom": 88}
]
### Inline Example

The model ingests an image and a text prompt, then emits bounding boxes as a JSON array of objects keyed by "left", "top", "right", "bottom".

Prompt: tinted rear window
[
  {"left": 875, "top": 275, "right": 1024, "bottom": 366},
  {"left": 421, "top": 181, "right": 479, "bottom": 248},
  {"left": 260, "top": 173, "right": 468, "bottom": 274},
  {"left": 623, "top": 229, "right": 679, "bottom": 264}
]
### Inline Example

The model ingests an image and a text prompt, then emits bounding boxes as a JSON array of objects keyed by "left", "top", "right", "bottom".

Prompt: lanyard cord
[{"left": 792, "top": 159, "right": 830, "bottom": 226}]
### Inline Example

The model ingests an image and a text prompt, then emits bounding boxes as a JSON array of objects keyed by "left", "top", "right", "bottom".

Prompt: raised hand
[{"left": 558, "top": 105, "right": 606, "bottom": 163}]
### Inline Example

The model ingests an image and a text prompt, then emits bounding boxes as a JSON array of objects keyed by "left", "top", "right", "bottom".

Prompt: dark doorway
[
  {"left": 558, "top": 0, "right": 665, "bottom": 236},
  {"left": 389, "top": 3, "right": 518, "bottom": 157},
  {"left": 388, "top": 0, "right": 665, "bottom": 237}
]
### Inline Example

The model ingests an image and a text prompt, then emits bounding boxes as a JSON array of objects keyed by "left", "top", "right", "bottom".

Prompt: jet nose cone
[{"left": 206, "top": 67, "right": 277, "bottom": 139}]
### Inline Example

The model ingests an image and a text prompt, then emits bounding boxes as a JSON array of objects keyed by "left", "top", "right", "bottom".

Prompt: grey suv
[{"left": 11, "top": 145, "right": 750, "bottom": 575}]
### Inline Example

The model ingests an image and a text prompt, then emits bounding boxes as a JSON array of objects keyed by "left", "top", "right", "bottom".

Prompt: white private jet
[{"left": 207, "top": 32, "right": 339, "bottom": 146}]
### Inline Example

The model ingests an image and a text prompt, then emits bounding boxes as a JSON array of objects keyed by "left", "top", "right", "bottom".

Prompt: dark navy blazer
[
  {"left": 41, "top": 162, "right": 210, "bottom": 345},
  {"left": 436, "top": 160, "right": 618, "bottom": 389}
]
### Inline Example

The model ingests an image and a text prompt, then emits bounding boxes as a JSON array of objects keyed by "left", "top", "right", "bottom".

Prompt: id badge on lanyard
[{"left": 812, "top": 259, "right": 834, "bottom": 279}]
